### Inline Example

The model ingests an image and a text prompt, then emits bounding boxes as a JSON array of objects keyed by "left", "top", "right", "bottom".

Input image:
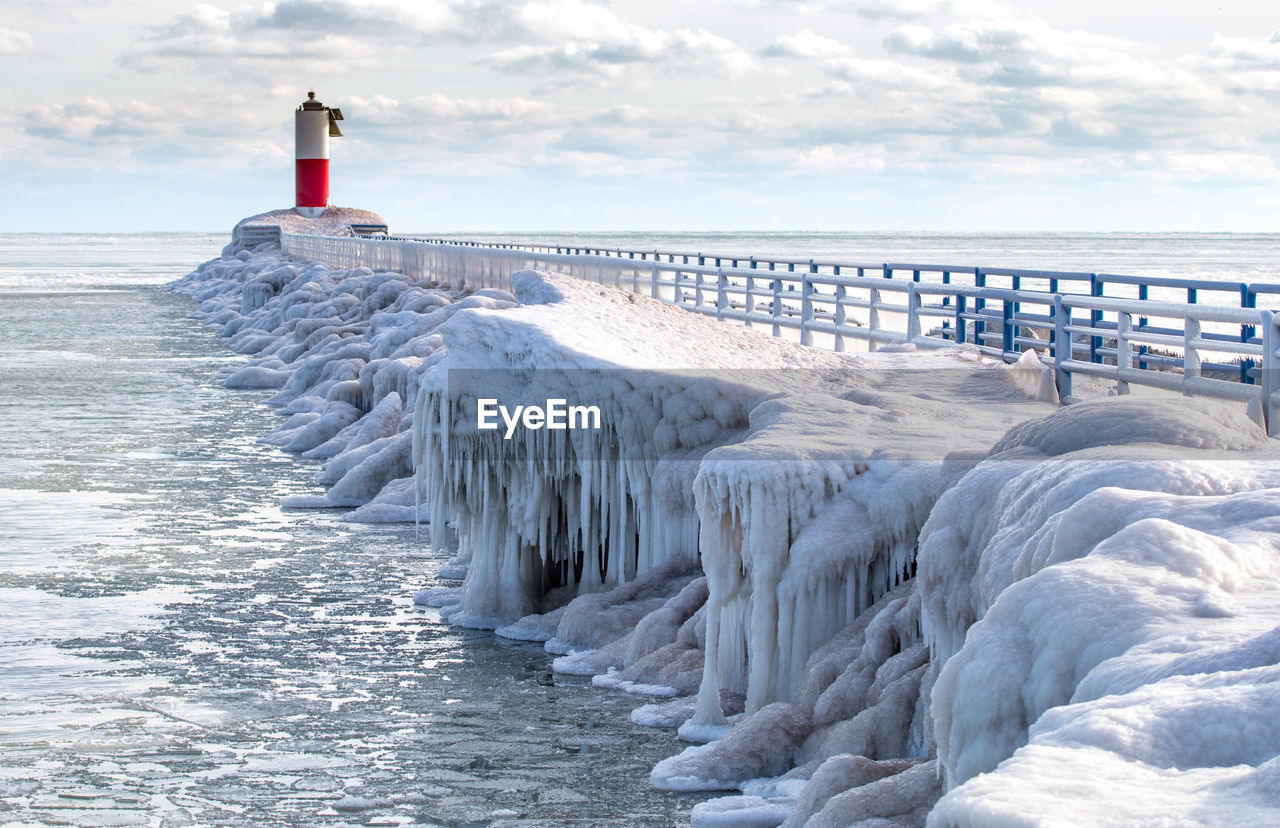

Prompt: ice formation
[
  {"left": 921, "top": 400, "right": 1280, "bottom": 826},
  {"left": 409, "top": 268, "right": 858, "bottom": 629},
  {"left": 180, "top": 224, "right": 1280, "bottom": 827},
  {"left": 643, "top": 398, "right": 1277, "bottom": 827},
  {"left": 171, "top": 235, "right": 494, "bottom": 525}
]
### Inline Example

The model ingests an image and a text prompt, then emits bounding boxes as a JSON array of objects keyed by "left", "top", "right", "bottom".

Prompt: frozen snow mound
[
  {"left": 171, "top": 239, "right": 486, "bottom": 523},
  {"left": 990, "top": 395, "right": 1268, "bottom": 456},
  {"left": 676, "top": 395, "right": 1274, "bottom": 827},
  {"left": 343, "top": 477, "right": 430, "bottom": 524},
  {"left": 918, "top": 398, "right": 1280, "bottom": 824}
]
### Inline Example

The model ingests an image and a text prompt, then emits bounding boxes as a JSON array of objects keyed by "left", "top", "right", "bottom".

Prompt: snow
[
  {"left": 171, "top": 242, "right": 480, "bottom": 528},
  {"left": 691, "top": 794, "right": 792, "bottom": 828},
  {"left": 649, "top": 397, "right": 1277, "bottom": 826},
  {"left": 920, "top": 399, "right": 1280, "bottom": 824},
  {"left": 226, "top": 206, "right": 388, "bottom": 255},
  {"left": 632, "top": 696, "right": 701, "bottom": 729},
  {"left": 653, "top": 582, "right": 928, "bottom": 796},
  {"left": 181, "top": 223, "right": 1280, "bottom": 828},
  {"left": 687, "top": 372, "right": 1052, "bottom": 734},
  {"left": 1000, "top": 347, "right": 1058, "bottom": 403},
  {"left": 410, "top": 268, "right": 857, "bottom": 629},
  {"left": 343, "top": 477, "right": 431, "bottom": 524},
  {"left": 332, "top": 794, "right": 386, "bottom": 811}
]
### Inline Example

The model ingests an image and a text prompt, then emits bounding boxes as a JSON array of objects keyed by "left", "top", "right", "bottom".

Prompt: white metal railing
[{"left": 280, "top": 233, "right": 1280, "bottom": 436}]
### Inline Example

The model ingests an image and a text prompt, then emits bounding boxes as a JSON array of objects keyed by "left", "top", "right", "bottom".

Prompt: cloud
[
  {"left": 354, "top": 16, "right": 1280, "bottom": 179},
  {"left": 14, "top": 94, "right": 290, "bottom": 172},
  {"left": 872, "top": 16, "right": 1250, "bottom": 144},
  {"left": 1212, "top": 29, "right": 1280, "bottom": 64},
  {"left": 23, "top": 99, "right": 174, "bottom": 142},
  {"left": 21, "top": 3, "right": 1277, "bottom": 198},
  {"left": 120, "top": 0, "right": 754, "bottom": 86},
  {"left": 761, "top": 30, "right": 849, "bottom": 59},
  {"left": 748, "top": 0, "right": 1003, "bottom": 21},
  {"left": 343, "top": 92, "right": 563, "bottom": 151},
  {"left": 789, "top": 144, "right": 887, "bottom": 172},
  {"left": 250, "top": 0, "right": 460, "bottom": 35},
  {"left": 486, "top": 28, "right": 752, "bottom": 82},
  {"left": 119, "top": 0, "right": 468, "bottom": 75},
  {"left": 885, "top": 19, "right": 1074, "bottom": 64},
  {"left": 822, "top": 56, "right": 953, "bottom": 89},
  {"left": 483, "top": 1, "right": 754, "bottom": 84},
  {"left": 0, "top": 27, "right": 36, "bottom": 54}
]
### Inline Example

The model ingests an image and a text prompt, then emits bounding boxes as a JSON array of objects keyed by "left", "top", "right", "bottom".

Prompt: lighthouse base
[{"left": 226, "top": 206, "right": 389, "bottom": 256}]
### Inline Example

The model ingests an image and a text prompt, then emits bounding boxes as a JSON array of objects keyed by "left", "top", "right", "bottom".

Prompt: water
[
  {"left": 0, "top": 233, "right": 692, "bottom": 826},
  {"left": 2, "top": 231, "right": 1278, "bottom": 827}
]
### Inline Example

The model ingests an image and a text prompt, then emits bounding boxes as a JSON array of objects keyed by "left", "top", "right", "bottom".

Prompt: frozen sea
[{"left": 2, "top": 230, "right": 1278, "bottom": 827}]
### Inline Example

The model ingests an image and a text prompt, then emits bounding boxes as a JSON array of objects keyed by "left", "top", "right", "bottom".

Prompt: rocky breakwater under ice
[
  {"left": 172, "top": 228, "right": 514, "bottom": 526},
  {"left": 407, "top": 266, "right": 1280, "bottom": 827},
  {"left": 176, "top": 234, "right": 1280, "bottom": 827}
]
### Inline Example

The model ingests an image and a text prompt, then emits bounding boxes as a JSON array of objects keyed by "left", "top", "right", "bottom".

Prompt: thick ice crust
[{"left": 180, "top": 238, "right": 1280, "bottom": 828}]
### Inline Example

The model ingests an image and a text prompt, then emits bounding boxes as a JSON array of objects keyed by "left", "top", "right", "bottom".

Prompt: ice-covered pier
[
  {"left": 281, "top": 232, "right": 1280, "bottom": 436},
  {"left": 177, "top": 218, "right": 1280, "bottom": 828}
]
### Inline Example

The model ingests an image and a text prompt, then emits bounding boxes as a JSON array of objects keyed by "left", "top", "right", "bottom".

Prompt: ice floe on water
[{"left": 179, "top": 237, "right": 1280, "bottom": 827}]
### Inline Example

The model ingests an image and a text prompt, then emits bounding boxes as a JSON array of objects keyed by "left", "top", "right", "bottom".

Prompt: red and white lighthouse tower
[{"left": 295, "top": 91, "right": 343, "bottom": 218}]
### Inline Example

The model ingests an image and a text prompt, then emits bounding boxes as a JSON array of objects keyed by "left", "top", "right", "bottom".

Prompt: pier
[
  {"left": 158, "top": 227, "right": 1280, "bottom": 827},
  {"left": 278, "top": 231, "right": 1280, "bottom": 436}
]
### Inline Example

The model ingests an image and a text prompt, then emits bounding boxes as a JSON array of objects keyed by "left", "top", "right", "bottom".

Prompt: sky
[{"left": 2, "top": 0, "right": 1279, "bottom": 232}]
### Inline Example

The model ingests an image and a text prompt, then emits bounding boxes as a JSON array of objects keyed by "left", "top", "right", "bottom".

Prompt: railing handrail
[
  {"left": 277, "top": 232, "right": 1280, "bottom": 437},
  {"left": 362, "top": 233, "right": 1278, "bottom": 302}
]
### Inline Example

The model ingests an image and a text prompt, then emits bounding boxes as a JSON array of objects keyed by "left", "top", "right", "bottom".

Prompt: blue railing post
[
  {"left": 1089, "top": 274, "right": 1103, "bottom": 364},
  {"left": 955, "top": 294, "right": 967, "bottom": 344},
  {"left": 974, "top": 268, "right": 987, "bottom": 347},
  {"left": 1242, "top": 286, "right": 1257, "bottom": 383},
  {"left": 1137, "top": 282, "right": 1149, "bottom": 349},
  {"left": 941, "top": 271, "right": 952, "bottom": 336}
]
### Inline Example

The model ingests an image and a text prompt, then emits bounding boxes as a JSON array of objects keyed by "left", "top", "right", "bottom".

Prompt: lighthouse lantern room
[{"left": 295, "top": 91, "right": 343, "bottom": 218}]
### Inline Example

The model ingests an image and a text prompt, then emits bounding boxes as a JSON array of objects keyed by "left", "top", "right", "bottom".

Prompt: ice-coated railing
[{"left": 280, "top": 232, "right": 1280, "bottom": 436}]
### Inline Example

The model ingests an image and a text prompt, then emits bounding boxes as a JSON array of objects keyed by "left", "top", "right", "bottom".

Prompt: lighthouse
[{"left": 295, "top": 91, "right": 343, "bottom": 218}]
